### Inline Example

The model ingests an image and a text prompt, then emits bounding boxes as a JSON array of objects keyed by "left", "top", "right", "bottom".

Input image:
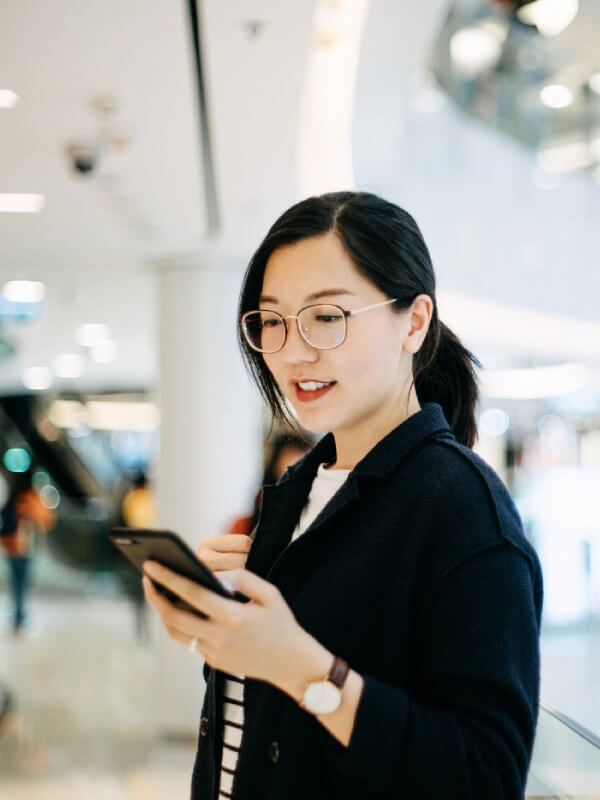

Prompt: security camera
[{"left": 65, "top": 141, "right": 101, "bottom": 175}]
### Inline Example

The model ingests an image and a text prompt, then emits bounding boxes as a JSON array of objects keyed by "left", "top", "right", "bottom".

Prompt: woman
[
  {"left": 225, "top": 432, "right": 313, "bottom": 537},
  {"left": 142, "top": 192, "right": 543, "bottom": 799}
]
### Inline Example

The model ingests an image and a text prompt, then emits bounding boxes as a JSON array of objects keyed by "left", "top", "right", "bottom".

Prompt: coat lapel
[{"left": 245, "top": 403, "right": 454, "bottom": 583}]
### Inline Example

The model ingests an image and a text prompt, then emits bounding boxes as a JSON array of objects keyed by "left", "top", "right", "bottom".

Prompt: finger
[
  {"left": 199, "top": 535, "right": 252, "bottom": 554},
  {"left": 198, "top": 551, "right": 248, "bottom": 572},
  {"left": 143, "top": 561, "right": 238, "bottom": 622},
  {"left": 165, "top": 625, "right": 203, "bottom": 653},
  {"left": 216, "top": 568, "right": 280, "bottom": 606},
  {"left": 143, "top": 576, "right": 213, "bottom": 641}
]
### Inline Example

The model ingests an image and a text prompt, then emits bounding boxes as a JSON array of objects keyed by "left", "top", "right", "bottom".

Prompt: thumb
[{"left": 217, "top": 568, "right": 279, "bottom": 606}]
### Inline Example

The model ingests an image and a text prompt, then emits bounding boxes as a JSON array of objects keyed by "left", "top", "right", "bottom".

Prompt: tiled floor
[{"left": 0, "top": 591, "right": 197, "bottom": 797}]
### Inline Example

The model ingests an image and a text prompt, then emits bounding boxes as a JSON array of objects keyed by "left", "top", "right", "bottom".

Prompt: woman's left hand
[{"left": 142, "top": 562, "right": 306, "bottom": 685}]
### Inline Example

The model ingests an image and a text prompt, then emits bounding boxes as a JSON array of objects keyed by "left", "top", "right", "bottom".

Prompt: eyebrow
[{"left": 259, "top": 288, "right": 356, "bottom": 304}]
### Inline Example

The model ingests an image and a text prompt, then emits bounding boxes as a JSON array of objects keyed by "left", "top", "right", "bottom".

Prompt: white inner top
[{"left": 215, "top": 461, "right": 351, "bottom": 800}]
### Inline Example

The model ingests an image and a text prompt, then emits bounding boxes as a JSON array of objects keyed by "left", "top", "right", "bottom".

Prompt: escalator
[{"left": 0, "top": 393, "right": 149, "bottom": 603}]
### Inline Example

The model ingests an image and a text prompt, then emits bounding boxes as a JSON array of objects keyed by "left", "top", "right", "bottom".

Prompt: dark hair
[
  {"left": 237, "top": 191, "right": 481, "bottom": 448},
  {"left": 262, "top": 431, "right": 313, "bottom": 486},
  {"left": 248, "top": 432, "right": 313, "bottom": 530}
]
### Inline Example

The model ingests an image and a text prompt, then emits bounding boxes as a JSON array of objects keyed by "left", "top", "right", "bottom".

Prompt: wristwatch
[{"left": 299, "top": 655, "right": 349, "bottom": 715}]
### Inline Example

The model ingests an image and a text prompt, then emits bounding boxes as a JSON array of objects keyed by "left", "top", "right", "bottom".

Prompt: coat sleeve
[{"left": 317, "top": 543, "right": 542, "bottom": 799}]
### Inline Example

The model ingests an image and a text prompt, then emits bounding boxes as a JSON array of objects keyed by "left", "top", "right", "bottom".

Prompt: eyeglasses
[{"left": 240, "top": 298, "right": 397, "bottom": 354}]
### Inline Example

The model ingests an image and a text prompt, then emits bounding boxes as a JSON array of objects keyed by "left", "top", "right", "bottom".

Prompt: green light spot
[{"left": 3, "top": 448, "right": 31, "bottom": 473}]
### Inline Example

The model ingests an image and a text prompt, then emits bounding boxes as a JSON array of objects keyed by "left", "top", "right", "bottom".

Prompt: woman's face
[{"left": 260, "top": 232, "right": 427, "bottom": 437}]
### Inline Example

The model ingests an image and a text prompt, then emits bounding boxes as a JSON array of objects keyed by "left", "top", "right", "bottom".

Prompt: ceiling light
[
  {"left": 22, "top": 366, "right": 52, "bottom": 391},
  {"left": 53, "top": 354, "right": 85, "bottom": 378},
  {"left": 540, "top": 84, "right": 574, "bottom": 109},
  {"left": 86, "top": 400, "right": 158, "bottom": 431},
  {"left": 450, "top": 26, "right": 504, "bottom": 78},
  {"left": 76, "top": 323, "right": 111, "bottom": 347},
  {"left": 2, "top": 280, "right": 46, "bottom": 303},
  {"left": 589, "top": 73, "right": 600, "bottom": 95},
  {"left": 0, "top": 194, "right": 45, "bottom": 213},
  {"left": 480, "top": 362, "right": 591, "bottom": 400},
  {"left": 0, "top": 90, "right": 19, "bottom": 109},
  {"left": 517, "top": 0, "right": 578, "bottom": 38},
  {"left": 90, "top": 338, "right": 117, "bottom": 363},
  {"left": 48, "top": 400, "right": 86, "bottom": 428},
  {"left": 49, "top": 399, "right": 159, "bottom": 432}
]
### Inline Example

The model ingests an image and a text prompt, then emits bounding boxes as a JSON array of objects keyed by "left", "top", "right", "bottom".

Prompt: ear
[{"left": 404, "top": 294, "right": 433, "bottom": 354}]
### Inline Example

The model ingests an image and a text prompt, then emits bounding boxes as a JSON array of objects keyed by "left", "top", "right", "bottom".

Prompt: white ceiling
[
  {"left": 0, "top": 0, "right": 599, "bottom": 397},
  {"left": 0, "top": 0, "right": 209, "bottom": 392},
  {"left": 0, "top": 0, "right": 207, "bottom": 257}
]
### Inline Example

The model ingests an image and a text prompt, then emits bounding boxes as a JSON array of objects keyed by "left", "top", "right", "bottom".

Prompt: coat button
[
  {"left": 199, "top": 716, "right": 209, "bottom": 737},
  {"left": 268, "top": 741, "right": 280, "bottom": 763}
]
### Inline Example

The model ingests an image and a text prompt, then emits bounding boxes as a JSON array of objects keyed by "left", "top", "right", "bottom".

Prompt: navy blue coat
[{"left": 191, "top": 402, "right": 543, "bottom": 799}]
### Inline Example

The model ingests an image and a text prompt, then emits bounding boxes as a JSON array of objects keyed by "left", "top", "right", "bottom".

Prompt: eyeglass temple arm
[{"left": 347, "top": 298, "right": 397, "bottom": 316}]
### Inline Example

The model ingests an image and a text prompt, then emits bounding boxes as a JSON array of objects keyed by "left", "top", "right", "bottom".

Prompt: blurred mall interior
[{"left": 1, "top": 0, "right": 600, "bottom": 797}]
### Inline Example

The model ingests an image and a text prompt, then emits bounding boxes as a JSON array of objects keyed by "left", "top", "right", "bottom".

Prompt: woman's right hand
[{"left": 197, "top": 534, "right": 253, "bottom": 580}]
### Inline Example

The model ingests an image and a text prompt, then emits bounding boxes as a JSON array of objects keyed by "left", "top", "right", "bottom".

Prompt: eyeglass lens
[{"left": 243, "top": 304, "right": 346, "bottom": 352}]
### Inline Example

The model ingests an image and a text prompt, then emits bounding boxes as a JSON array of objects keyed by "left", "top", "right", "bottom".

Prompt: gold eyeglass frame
[{"left": 240, "top": 297, "right": 398, "bottom": 354}]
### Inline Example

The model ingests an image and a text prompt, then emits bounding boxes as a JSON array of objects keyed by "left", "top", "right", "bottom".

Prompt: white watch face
[{"left": 303, "top": 680, "right": 342, "bottom": 714}]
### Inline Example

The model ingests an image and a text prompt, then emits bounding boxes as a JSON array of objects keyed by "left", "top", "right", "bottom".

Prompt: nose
[{"left": 281, "top": 316, "right": 318, "bottom": 364}]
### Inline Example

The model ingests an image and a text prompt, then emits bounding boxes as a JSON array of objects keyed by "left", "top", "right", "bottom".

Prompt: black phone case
[{"left": 109, "top": 527, "right": 247, "bottom": 618}]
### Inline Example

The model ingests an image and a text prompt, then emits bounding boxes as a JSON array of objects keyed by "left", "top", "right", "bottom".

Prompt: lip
[{"left": 293, "top": 380, "right": 337, "bottom": 404}]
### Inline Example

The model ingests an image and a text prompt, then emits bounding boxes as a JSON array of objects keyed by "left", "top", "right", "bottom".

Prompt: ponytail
[{"left": 413, "top": 307, "right": 481, "bottom": 448}]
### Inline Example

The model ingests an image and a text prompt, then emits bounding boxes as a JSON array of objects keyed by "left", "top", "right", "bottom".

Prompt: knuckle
[
  {"left": 224, "top": 612, "right": 243, "bottom": 629},
  {"left": 267, "top": 583, "right": 280, "bottom": 600}
]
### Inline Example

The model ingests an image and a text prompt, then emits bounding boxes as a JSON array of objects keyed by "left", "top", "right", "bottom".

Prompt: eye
[
  {"left": 316, "top": 314, "right": 341, "bottom": 323},
  {"left": 263, "top": 318, "right": 282, "bottom": 328}
]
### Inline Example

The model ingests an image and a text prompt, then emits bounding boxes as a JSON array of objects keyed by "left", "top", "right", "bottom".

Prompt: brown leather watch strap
[{"left": 328, "top": 655, "right": 350, "bottom": 688}]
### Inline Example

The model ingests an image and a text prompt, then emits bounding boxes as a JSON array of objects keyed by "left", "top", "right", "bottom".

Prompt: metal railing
[{"left": 526, "top": 699, "right": 600, "bottom": 799}]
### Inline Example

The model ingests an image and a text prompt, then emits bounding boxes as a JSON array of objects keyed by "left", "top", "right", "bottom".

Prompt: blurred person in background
[
  {"left": 120, "top": 469, "right": 157, "bottom": 529},
  {"left": 142, "top": 191, "right": 543, "bottom": 800},
  {"left": 225, "top": 432, "right": 312, "bottom": 536},
  {"left": 0, "top": 469, "right": 55, "bottom": 637}
]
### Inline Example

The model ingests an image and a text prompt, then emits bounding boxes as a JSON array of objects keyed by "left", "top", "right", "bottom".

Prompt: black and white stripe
[{"left": 218, "top": 673, "right": 246, "bottom": 799}]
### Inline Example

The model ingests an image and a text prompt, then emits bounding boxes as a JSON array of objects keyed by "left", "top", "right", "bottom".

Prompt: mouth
[{"left": 292, "top": 379, "right": 337, "bottom": 403}]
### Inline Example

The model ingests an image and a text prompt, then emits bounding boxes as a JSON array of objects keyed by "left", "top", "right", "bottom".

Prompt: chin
[{"left": 296, "top": 409, "right": 345, "bottom": 436}]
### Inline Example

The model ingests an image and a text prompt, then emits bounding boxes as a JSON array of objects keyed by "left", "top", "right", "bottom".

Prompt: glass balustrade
[{"left": 527, "top": 700, "right": 600, "bottom": 799}]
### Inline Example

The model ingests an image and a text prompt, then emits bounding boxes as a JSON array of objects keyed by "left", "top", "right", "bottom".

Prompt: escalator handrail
[{"left": 539, "top": 697, "right": 600, "bottom": 750}]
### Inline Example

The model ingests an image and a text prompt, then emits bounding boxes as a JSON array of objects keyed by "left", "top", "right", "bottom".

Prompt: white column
[{"left": 153, "top": 253, "right": 263, "bottom": 735}]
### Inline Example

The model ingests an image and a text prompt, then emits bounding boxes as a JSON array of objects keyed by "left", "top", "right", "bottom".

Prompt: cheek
[{"left": 337, "top": 333, "right": 404, "bottom": 389}]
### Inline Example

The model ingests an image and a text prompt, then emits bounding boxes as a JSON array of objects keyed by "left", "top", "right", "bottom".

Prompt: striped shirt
[{"left": 216, "top": 461, "right": 351, "bottom": 799}]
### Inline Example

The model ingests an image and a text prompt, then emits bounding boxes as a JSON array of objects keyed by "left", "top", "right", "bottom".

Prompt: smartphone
[{"left": 109, "top": 527, "right": 249, "bottom": 618}]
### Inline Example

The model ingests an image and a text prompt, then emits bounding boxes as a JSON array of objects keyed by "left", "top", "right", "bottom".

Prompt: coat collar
[
  {"left": 246, "top": 403, "right": 455, "bottom": 583},
  {"left": 278, "top": 401, "right": 454, "bottom": 487}
]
